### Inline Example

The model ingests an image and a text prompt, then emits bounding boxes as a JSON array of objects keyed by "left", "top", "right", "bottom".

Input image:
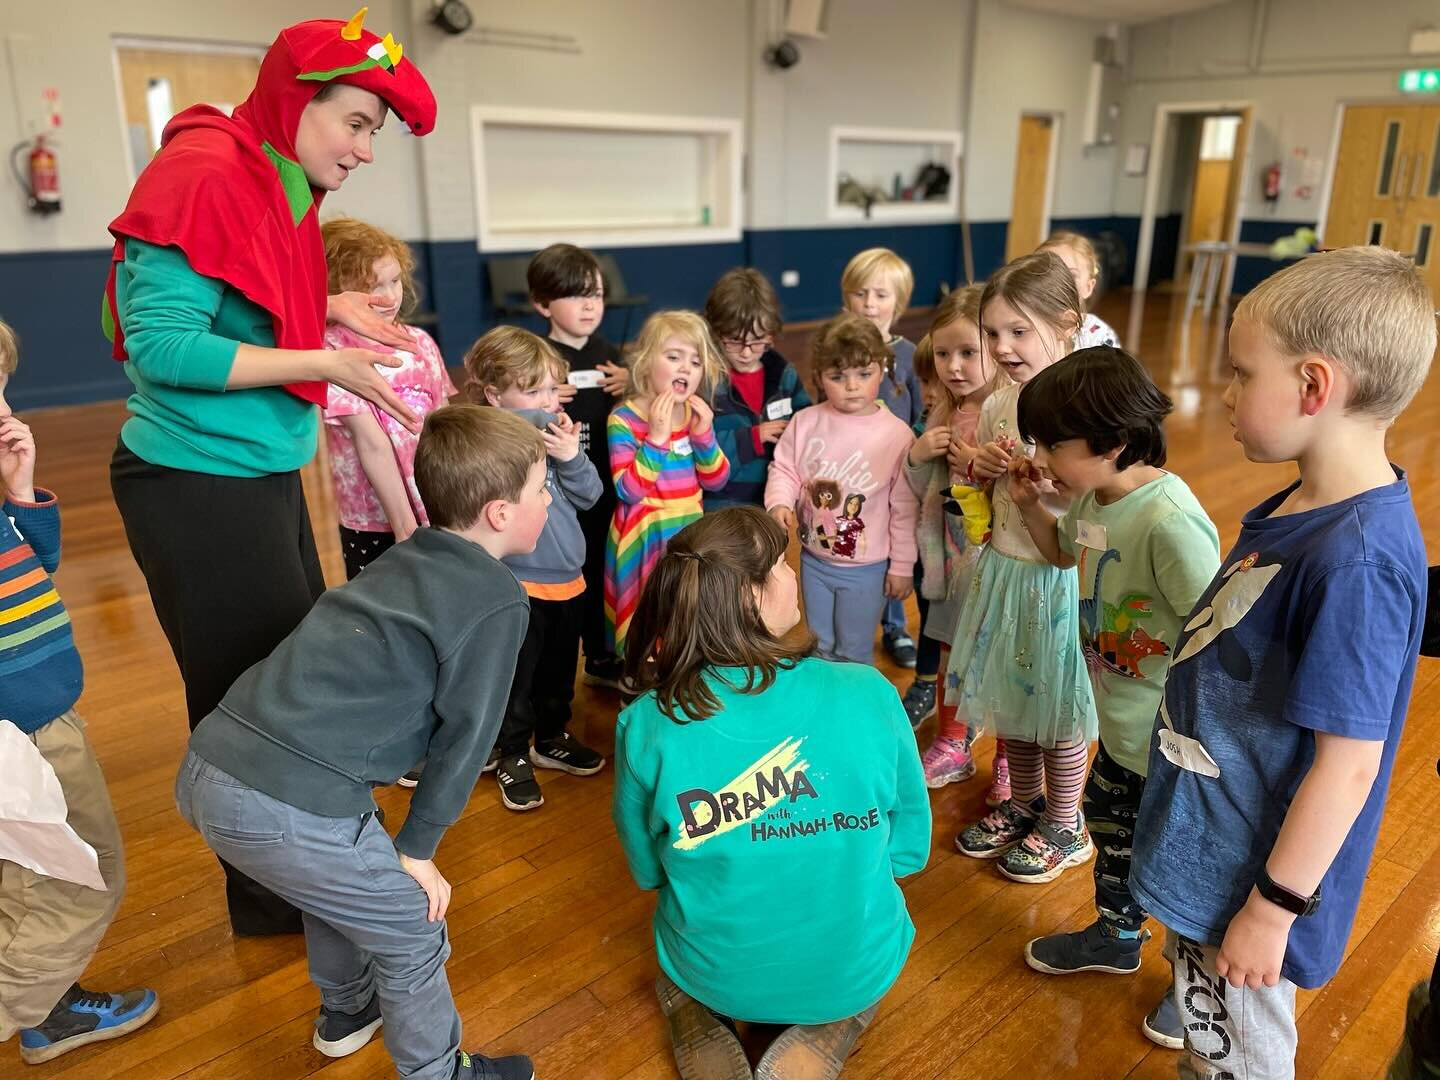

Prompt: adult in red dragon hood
[{"left": 106, "top": 9, "right": 435, "bottom": 938}]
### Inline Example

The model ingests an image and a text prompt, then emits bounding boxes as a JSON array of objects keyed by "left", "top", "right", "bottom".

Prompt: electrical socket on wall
[{"left": 781, "top": 270, "right": 800, "bottom": 287}]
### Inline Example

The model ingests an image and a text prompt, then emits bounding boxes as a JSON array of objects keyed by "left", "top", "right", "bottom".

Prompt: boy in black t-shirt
[{"left": 527, "top": 244, "right": 628, "bottom": 688}]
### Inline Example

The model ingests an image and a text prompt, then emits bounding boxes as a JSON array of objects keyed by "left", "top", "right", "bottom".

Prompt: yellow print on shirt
[{"left": 672, "top": 738, "right": 816, "bottom": 850}]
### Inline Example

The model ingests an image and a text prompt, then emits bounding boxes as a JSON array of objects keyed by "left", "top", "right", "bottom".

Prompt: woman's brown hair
[{"left": 624, "top": 506, "right": 814, "bottom": 723}]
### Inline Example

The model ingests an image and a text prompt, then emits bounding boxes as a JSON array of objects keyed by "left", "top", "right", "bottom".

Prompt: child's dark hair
[
  {"left": 624, "top": 507, "right": 814, "bottom": 723},
  {"left": 1017, "top": 346, "right": 1172, "bottom": 470},
  {"left": 705, "top": 268, "right": 783, "bottom": 342},
  {"left": 527, "top": 243, "right": 605, "bottom": 305},
  {"left": 810, "top": 311, "right": 894, "bottom": 397}
]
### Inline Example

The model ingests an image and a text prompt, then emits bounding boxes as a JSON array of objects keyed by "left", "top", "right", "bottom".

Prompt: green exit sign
[{"left": 1400, "top": 69, "right": 1440, "bottom": 92}]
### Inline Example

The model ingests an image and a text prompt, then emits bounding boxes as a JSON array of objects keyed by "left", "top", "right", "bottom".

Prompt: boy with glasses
[{"left": 704, "top": 268, "right": 810, "bottom": 510}]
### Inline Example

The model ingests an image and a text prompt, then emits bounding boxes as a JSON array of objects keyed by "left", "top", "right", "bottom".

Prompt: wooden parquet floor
[{"left": 8, "top": 290, "right": 1439, "bottom": 1078}]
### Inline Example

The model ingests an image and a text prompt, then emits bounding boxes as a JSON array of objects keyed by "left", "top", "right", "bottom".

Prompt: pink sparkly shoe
[
  {"left": 922, "top": 736, "right": 976, "bottom": 789},
  {"left": 985, "top": 754, "right": 1012, "bottom": 808}
]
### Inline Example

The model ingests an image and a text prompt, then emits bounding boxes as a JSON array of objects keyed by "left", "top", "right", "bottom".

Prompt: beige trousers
[{"left": 0, "top": 711, "right": 125, "bottom": 1041}]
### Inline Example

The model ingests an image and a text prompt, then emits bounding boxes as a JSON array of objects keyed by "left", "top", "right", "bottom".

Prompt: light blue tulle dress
[{"left": 944, "top": 384, "right": 1097, "bottom": 747}]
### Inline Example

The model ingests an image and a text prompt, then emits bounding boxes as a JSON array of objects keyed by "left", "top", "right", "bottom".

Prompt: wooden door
[
  {"left": 1006, "top": 114, "right": 1054, "bottom": 262},
  {"left": 1324, "top": 104, "right": 1420, "bottom": 253},
  {"left": 116, "top": 46, "right": 262, "bottom": 175},
  {"left": 1187, "top": 160, "right": 1233, "bottom": 247},
  {"left": 1400, "top": 105, "right": 1440, "bottom": 295}
]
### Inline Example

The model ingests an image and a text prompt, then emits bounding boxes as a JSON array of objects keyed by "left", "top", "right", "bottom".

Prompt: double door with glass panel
[{"left": 1325, "top": 104, "right": 1440, "bottom": 295}]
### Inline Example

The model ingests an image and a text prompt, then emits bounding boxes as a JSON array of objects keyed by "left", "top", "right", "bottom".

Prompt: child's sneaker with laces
[
  {"left": 19, "top": 984, "right": 159, "bottom": 1064},
  {"left": 530, "top": 732, "right": 605, "bottom": 776},
  {"left": 998, "top": 815, "right": 1094, "bottom": 883},
  {"left": 900, "top": 678, "right": 937, "bottom": 728},
  {"left": 922, "top": 736, "right": 976, "bottom": 788},
  {"left": 954, "top": 797, "right": 1039, "bottom": 858},
  {"left": 985, "top": 755, "right": 1012, "bottom": 808},
  {"left": 1025, "top": 920, "right": 1150, "bottom": 975}
]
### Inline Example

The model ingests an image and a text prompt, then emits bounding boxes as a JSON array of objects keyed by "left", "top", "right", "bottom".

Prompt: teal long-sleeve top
[
  {"left": 114, "top": 239, "right": 319, "bottom": 477},
  {"left": 612, "top": 657, "right": 931, "bottom": 1024}
]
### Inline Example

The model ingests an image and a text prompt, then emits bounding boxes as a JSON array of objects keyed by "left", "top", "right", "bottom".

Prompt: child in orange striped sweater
[{"left": 605, "top": 312, "right": 730, "bottom": 657}]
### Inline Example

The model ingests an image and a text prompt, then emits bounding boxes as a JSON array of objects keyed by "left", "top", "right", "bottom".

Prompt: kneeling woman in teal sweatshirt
[{"left": 613, "top": 506, "right": 930, "bottom": 1079}]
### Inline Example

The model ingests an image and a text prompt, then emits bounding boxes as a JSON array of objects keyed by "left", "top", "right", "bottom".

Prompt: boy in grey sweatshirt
[
  {"left": 178, "top": 405, "right": 549, "bottom": 1080},
  {"left": 464, "top": 326, "right": 606, "bottom": 811}
]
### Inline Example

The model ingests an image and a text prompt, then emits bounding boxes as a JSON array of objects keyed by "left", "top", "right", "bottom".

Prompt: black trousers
[
  {"left": 496, "top": 593, "right": 583, "bottom": 757},
  {"left": 110, "top": 441, "right": 323, "bottom": 936},
  {"left": 576, "top": 493, "right": 615, "bottom": 663},
  {"left": 338, "top": 525, "right": 396, "bottom": 580}
]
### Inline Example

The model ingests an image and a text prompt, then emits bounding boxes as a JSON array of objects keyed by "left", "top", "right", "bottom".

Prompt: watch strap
[{"left": 1256, "top": 867, "right": 1321, "bottom": 917}]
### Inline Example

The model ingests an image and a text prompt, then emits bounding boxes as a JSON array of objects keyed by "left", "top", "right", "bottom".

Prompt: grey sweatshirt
[
  {"left": 502, "top": 410, "right": 603, "bottom": 586},
  {"left": 188, "top": 528, "right": 529, "bottom": 859}
]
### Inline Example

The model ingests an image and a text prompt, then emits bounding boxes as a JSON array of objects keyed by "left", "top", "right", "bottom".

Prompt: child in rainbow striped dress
[{"left": 605, "top": 312, "right": 730, "bottom": 656}]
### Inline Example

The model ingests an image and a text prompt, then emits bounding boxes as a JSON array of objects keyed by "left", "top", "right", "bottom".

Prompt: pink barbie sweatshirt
[{"left": 764, "top": 402, "right": 919, "bottom": 575}]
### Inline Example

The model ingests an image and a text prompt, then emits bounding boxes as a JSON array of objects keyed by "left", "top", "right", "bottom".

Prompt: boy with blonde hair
[
  {"left": 842, "top": 247, "right": 925, "bottom": 667},
  {"left": 0, "top": 320, "right": 160, "bottom": 1065},
  {"left": 1131, "top": 247, "right": 1434, "bottom": 1078},
  {"left": 178, "top": 405, "right": 548, "bottom": 1080},
  {"left": 465, "top": 327, "right": 604, "bottom": 811}
]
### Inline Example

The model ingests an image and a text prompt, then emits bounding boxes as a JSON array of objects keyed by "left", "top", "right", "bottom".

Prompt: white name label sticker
[
  {"left": 1157, "top": 728, "right": 1220, "bottom": 778},
  {"left": 1075, "top": 519, "right": 1108, "bottom": 551},
  {"left": 671, "top": 436, "right": 693, "bottom": 456},
  {"left": 568, "top": 369, "right": 605, "bottom": 390},
  {"left": 765, "top": 399, "right": 794, "bottom": 421}
]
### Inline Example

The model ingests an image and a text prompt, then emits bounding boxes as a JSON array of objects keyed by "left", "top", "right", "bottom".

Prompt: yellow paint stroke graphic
[{"left": 672, "top": 737, "right": 810, "bottom": 851}]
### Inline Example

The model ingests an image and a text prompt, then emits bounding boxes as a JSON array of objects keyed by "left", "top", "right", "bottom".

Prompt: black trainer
[
  {"left": 19, "top": 984, "right": 159, "bottom": 1064},
  {"left": 531, "top": 732, "right": 606, "bottom": 776},
  {"left": 455, "top": 1048, "right": 535, "bottom": 1080},
  {"left": 482, "top": 747, "right": 501, "bottom": 774},
  {"left": 582, "top": 655, "right": 625, "bottom": 690},
  {"left": 312, "top": 993, "right": 383, "bottom": 1058},
  {"left": 1025, "top": 920, "right": 1149, "bottom": 975},
  {"left": 496, "top": 755, "right": 544, "bottom": 811}
]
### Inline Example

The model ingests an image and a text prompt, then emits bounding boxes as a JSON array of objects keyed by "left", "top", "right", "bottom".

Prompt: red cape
[{"left": 103, "top": 12, "right": 436, "bottom": 406}]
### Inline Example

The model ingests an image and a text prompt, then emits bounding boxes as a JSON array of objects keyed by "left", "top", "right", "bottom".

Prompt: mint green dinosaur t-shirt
[{"left": 1058, "top": 473, "right": 1221, "bottom": 777}]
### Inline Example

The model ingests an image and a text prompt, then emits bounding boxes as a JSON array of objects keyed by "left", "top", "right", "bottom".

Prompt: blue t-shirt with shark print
[{"left": 1131, "top": 468, "right": 1427, "bottom": 989}]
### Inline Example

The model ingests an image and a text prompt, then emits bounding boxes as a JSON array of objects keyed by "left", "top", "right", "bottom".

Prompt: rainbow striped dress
[{"left": 605, "top": 402, "right": 730, "bottom": 654}]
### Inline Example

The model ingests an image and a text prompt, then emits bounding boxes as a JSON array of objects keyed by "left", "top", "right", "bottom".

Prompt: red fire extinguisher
[
  {"left": 10, "top": 134, "right": 62, "bottom": 214},
  {"left": 1262, "top": 163, "right": 1282, "bottom": 203}
]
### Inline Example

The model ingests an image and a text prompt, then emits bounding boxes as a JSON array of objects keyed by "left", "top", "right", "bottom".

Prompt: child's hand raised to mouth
[{"left": 688, "top": 397, "right": 714, "bottom": 436}]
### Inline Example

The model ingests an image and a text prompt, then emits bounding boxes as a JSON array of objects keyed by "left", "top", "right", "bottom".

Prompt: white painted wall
[
  {"left": 1114, "top": 0, "right": 1440, "bottom": 224},
  {"left": 3, "top": 0, "right": 1120, "bottom": 256},
  {"left": 966, "top": 0, "right": 1122, "bottom": 222},
  {"left": 763, "top": 0, "right": 970, "bottom": 228},
  {"left": 0, "top": 1, "right": 425, "bottom": 254},
  {"left": 403, "top": 0, "right": 749, "bottom": 244}
]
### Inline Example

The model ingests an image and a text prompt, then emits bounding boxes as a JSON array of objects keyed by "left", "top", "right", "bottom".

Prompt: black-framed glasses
[{"left": 720, "top": 337, "right": 773, "bottom": 355}]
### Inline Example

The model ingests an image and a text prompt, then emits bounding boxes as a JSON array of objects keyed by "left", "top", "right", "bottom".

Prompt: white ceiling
[{"left": 1006, "top": 0, "right": 1235, "bottom": 25}]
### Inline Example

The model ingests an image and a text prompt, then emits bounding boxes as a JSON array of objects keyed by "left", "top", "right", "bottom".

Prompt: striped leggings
[{"left": 1006, "top": 738, "right": 1089, "bottom": 828}]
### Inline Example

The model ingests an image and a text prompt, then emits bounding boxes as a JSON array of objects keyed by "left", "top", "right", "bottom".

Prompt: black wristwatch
[{"left": 1255, "top": 867, "right": 1321, "bottom": 917}]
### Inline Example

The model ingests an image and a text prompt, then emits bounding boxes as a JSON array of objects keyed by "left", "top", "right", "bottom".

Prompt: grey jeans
[
  {"left": 1170, "top": 932, "right": 1298, "bottom": 1079},
  {"left": 175, "top": 751, "right": 460, "bottom": 1079}
]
